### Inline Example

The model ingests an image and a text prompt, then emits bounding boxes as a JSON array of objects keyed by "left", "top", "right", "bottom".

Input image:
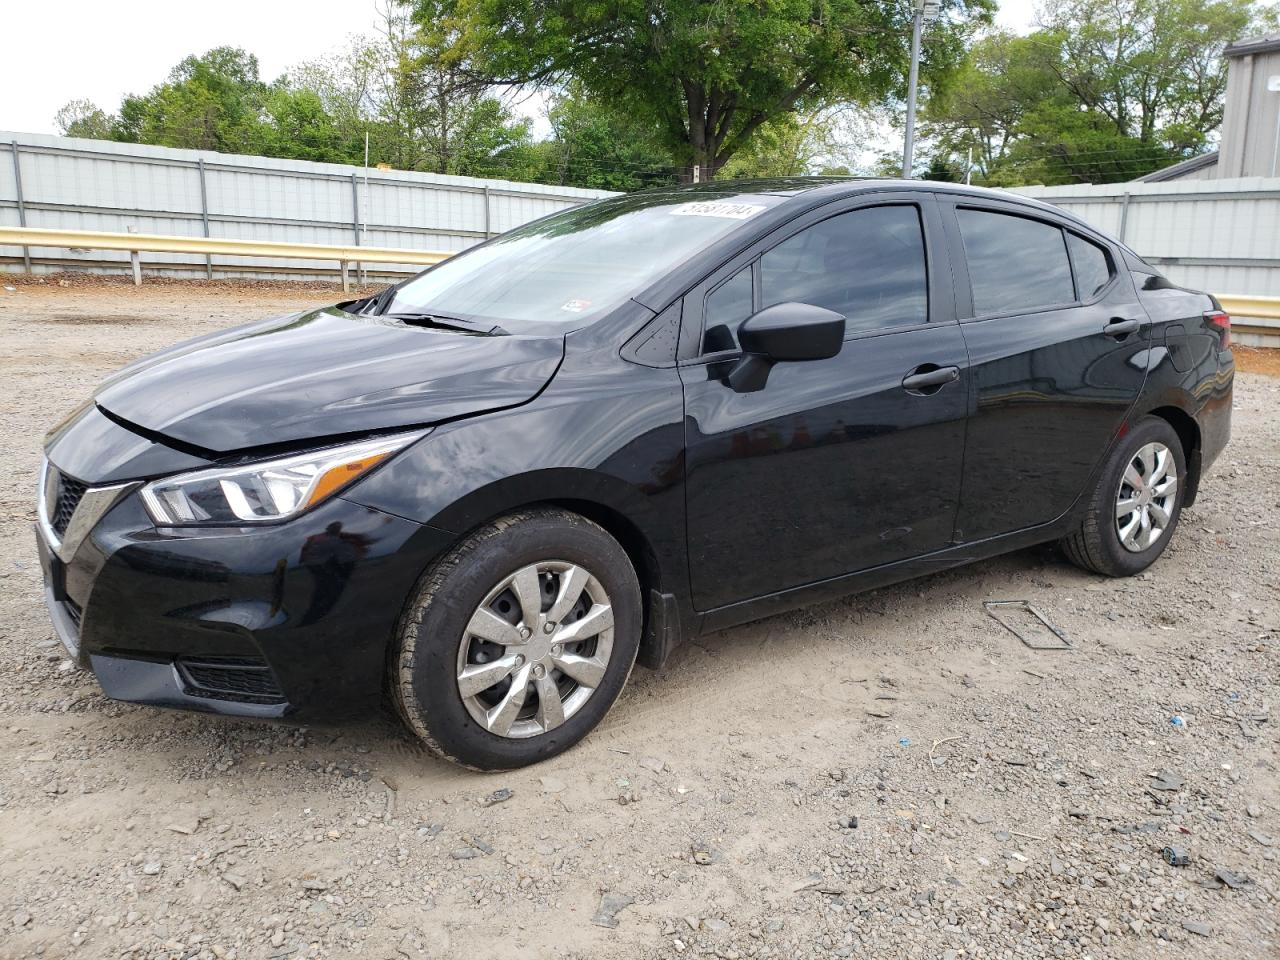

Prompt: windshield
[{"left": 386, "top": 192, "right": 780, "bottom": 328}]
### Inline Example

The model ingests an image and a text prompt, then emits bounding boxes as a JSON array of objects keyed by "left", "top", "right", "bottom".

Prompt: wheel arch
[
  {"left": 1143, "top": 404, "right": 1202, "bottom": 507},
  {"left": 424, "top": 468, "right": 690, "bottom": 670}
]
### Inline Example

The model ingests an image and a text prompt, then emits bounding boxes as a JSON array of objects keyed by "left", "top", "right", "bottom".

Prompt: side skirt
[{"left": 695, "top": 517, "right": 1076, "bottom": 636}]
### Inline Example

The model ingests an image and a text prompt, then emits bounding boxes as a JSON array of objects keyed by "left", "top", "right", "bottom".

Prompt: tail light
[{"left": 1205, "top": 310, "right": 1230, "bottom": 349}]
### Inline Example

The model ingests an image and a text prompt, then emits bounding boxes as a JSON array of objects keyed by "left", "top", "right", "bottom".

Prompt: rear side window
[
  {"left": 1066, "top": 233, "right": 1113, "bottom": 299},
  {"left": 761, "top": 205, "right": 929, "bottom": 335},
  {"left": 957, "top": 209, "right": 1074, "bottom": 315}
]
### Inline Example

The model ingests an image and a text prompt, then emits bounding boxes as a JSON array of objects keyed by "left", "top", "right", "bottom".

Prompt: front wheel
[
  {"left": 391, "top": 508, "right": 641, "bottom": 770},
  {"left": 1061, "top": 416, "right": 1186, "bottom": 577}
]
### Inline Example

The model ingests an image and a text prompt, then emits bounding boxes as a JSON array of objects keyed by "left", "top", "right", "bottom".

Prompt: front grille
[
  {"left": 50, "top": 470, "right": 88, "bottom": 537},
  {"left": 176, "top": 655, "right": 286, "bottom": 704}
]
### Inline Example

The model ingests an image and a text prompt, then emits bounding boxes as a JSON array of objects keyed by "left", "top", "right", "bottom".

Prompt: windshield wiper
[
  {"left": 342, "top": 282, "right": 401, "bottom": 316},
  {"left": 382, "top": 312, "right": 509, "bottom": 336}
]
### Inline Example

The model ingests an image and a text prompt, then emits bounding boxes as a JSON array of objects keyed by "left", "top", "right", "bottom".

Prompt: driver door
[{"left": 679, "top": 194, "right": 970, "bottom": 612}]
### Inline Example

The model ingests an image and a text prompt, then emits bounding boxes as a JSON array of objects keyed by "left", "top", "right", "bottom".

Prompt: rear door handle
[
  {"left": 902, "top": 365, "right": 960, "bottom": 393},
  {"left": 1103, "top": 317, "right": 1141, "bottom": 338}
]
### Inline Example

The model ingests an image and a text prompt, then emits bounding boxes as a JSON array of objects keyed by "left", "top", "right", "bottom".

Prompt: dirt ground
[{"left": 0, "top": 279, "right": 1276, "bottom": 960}]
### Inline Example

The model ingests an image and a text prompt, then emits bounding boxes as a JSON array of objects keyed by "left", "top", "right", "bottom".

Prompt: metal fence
[
  {"left": 4, "top": 132, "right": 1279, "bottom": 305},
  {"left": 0, "top": 132, "right": 613, "bottom": 282},
  {"left": 1014, "top": 177, "right": 1280, "bottom": 298}
]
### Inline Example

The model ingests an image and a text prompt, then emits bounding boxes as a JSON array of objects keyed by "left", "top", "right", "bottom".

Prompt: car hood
[{"left": 94, "top": 307, "right": 565, "bottom": 453}]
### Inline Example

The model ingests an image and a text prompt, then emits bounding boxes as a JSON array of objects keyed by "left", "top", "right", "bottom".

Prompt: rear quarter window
[{"left": 1066, "top": 233, "right": 1113, "bottom": 299}]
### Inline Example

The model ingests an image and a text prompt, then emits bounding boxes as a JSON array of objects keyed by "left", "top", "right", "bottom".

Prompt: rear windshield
[{"left": 387, "top": 192, "right": 779, "bottom": 329}]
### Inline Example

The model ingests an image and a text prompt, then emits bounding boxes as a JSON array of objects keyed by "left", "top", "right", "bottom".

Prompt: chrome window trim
[{"left": 37, "top": 458, "right": 138, "bottom": 563}]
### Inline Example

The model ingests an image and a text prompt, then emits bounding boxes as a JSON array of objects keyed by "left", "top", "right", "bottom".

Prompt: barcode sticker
[{"left": 670, "top": 201, "right": 766, "bottom": 220}]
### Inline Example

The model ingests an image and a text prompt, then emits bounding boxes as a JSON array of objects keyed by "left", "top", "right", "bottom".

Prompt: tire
[
  {"left": 391, "top": 507, "right": 641, "bottom": 770},
  {"left": 1061, "top": 415, "right": 1186, "bottom": 577}
]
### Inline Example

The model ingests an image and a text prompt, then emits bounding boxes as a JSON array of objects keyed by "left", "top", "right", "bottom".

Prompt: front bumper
[{"left": 37, "top": 471, "right": 453, "bottom": 721}]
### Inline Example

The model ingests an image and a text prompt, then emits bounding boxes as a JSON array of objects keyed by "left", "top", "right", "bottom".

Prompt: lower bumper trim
[
  {"left": 44, "top": 585, "right": 84, "bottom": 665},
  {"left": 91, "top": 654, "right": 291, "bottom": 719}
]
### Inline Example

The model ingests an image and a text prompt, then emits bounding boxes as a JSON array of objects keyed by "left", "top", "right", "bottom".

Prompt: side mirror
[{"left": 728, "top": 301, "right": 846, "bottom": 392}]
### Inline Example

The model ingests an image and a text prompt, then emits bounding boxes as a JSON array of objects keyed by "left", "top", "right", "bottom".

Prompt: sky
[
  {"left": 1, "top": 1, "right": 1043, "bottom": 137},
  {"left": 1, "top": 0, "right": 387, "bottom": 135}
]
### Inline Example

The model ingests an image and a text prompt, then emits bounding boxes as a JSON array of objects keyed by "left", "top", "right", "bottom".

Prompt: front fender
[{"left": 342, "top": 352, "right": 689, "bottom": 601}]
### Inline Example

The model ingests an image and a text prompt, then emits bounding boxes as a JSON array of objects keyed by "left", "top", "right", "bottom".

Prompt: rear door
[
  {"left": 680, "top": 193, "right": 970, "bottom": 611},
  {"left": 940, "top": 197, "right": 1150, "bottom": 542}
]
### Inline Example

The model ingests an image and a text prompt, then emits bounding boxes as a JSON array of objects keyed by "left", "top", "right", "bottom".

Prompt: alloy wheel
[
  {"left": 455, "top": 560, "right": 614, "bottom": 739},
  {"left": 1115, "top": 441, "right": 1178, "bottom": 553}
]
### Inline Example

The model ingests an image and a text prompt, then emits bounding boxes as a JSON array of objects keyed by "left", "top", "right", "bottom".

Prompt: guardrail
[
  {"left": 1218, "top": 295, "right": 1280, "bottom": 348},
  {"left": 1218, "top": 295, "right": 1280, "bottom": 320},
  {"left": 0, "top": 226, "right": 452, "bottom": 291}
]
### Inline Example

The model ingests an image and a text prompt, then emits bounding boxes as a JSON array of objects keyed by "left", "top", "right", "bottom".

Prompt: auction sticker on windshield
[{"left": 671, "top": 201, "right": 766, "bottom": 219}]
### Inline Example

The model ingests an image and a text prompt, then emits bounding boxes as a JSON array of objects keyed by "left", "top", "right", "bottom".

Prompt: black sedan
[{"left": 37, "top": 179, "right": 1233, "bottom": 769}]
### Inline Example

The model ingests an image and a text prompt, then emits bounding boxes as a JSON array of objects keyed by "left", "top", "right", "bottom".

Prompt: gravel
[{"left": 0, "top": 281, "right": 1276, "bottom": 959}]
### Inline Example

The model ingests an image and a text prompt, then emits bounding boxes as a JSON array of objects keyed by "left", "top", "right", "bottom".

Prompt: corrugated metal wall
[
  {"left": 3, "top": 132, "right": 1277, "bottom": 301},
  {"left": 1014, "top": 178, "right": 1280, "bottom": 297},
  {"left": 0, "top": 132, "right": 615, "bottom": 281}
]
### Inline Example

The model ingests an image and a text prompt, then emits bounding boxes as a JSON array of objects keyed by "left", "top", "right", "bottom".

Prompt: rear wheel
[
  {"left": 391, "top": 508, "right": 641, "bottom": 770},
  {"left": 1061, "top": 416, "right": 1186, "bottom": 577}
]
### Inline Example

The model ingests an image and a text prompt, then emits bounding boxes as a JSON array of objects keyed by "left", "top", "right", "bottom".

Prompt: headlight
[{"left": 140, "top": 431, "right": 425, "bottom": 526}]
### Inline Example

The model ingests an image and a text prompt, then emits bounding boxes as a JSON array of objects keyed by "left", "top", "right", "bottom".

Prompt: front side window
[
  {"left": 957, "top": 208, "right": 1074, "bottom": 315},
  {"left": 703, "top": 266, "right": 753, "bottom": 352},
  {"left": 760, "top": 205, "right": 929, "bottom": 335},
  {"left": 1066, "top": 233, "right": 1113, "bottom": 299}
]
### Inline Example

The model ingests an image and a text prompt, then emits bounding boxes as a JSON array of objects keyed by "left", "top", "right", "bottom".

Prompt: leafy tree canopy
[
  {"left": 541, "top": 83, "right": 678, "bottom": 190},
  {"left": 407, "top": 0, "right": 993, "bottom": 178},
  {"left": 924, "top": 0, "right": 1280, "bottom": 184}
]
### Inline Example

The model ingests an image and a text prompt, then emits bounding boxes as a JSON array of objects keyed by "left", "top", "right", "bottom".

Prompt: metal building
[{"left": 1141, "top": 34, "right": 1280, "bottom": 182}]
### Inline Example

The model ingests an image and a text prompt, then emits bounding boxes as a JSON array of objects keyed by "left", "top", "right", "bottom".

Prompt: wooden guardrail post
[{"left": 340, "top": 261, "right": 350, "bottom": 293}]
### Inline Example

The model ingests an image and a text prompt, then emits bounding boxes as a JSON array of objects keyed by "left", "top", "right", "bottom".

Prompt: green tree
[
  {"left": 290, "top": 9, "right": 539, "bottom": 177},
  {"left": 925, "top": 0, "right": 1280, "bottom": 185},
  {"left": 408, "top": 0, "right": 993, "bottom": 180},
  {"left": 921, "top": 31, "right": 1061, "bottom": 182},
  {"left": 541, "top": 84, "right": 676, "bottom": 190},
  {"left": 114, "top": 47, "right": 270, "bottom": 152},
  {"left": 54, "top": 99, "right": 116, "bottom": 140},
  {"left": 717, "top": 105, "right": 870, "bottom": 179},
  {"left": 288, "top": 37, "right": 390, "bottom": 155},
  {"left": 259, "top": 87, "right": 360, "bottom": 163}
]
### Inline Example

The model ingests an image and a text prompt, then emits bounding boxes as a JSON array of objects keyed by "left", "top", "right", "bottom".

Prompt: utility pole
[{"left": 902, "top": 0, "right": 940, "bottom": 178}]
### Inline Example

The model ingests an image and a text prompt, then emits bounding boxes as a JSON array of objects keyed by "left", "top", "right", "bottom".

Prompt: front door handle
[
  {"left": 1103, "top": 317, "right": 1142, "bottom": 339},
  {"left": 902, "top": 364, "right": 960, "bottom": 393}
]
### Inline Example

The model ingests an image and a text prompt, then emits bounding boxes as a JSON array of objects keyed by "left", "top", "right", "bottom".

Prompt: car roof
[{"left": 659, "top": 176, "right": 1084, "bottom": 225}]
